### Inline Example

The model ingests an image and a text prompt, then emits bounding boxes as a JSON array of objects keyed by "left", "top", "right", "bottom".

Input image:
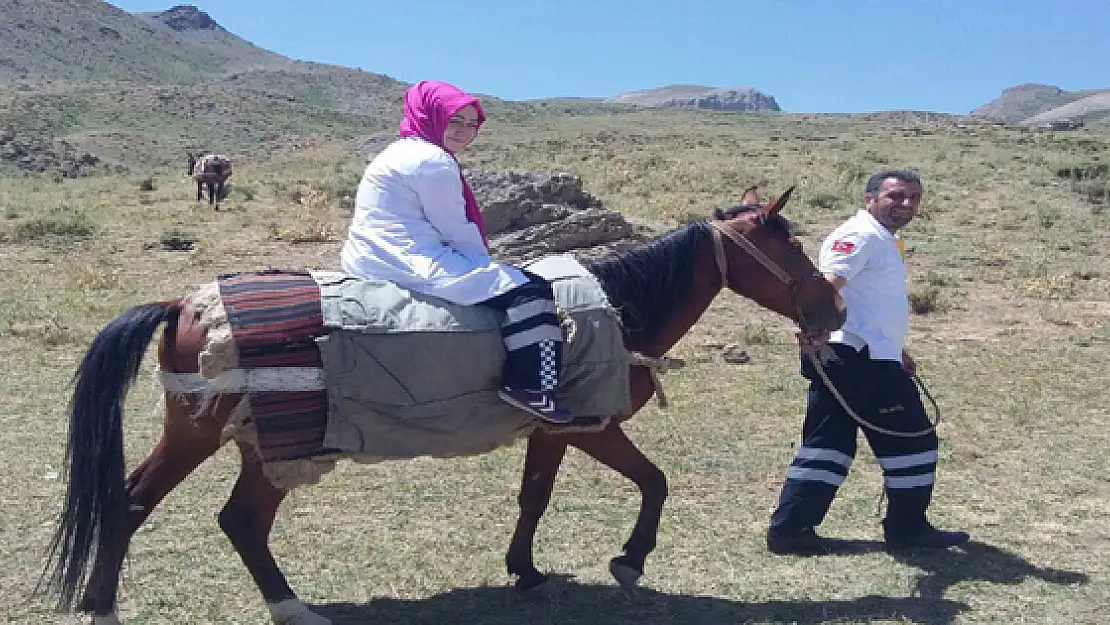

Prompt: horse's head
[{"left": 711, "top": 186, "right": 845, "bottom": 334}]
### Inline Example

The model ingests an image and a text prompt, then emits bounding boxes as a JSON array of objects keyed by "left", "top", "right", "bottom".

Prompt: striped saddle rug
[{"left": 218, "top": 269, "right": 332, "bottom": 462}]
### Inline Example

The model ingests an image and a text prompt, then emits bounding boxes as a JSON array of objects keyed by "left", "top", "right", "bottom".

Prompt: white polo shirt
[{"left": 820, "top": 210, "right": 909, "bottom": 362}]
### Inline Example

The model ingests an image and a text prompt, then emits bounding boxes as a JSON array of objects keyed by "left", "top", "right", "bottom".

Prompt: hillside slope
[
  {"left": 971, "top": 83, "right": 1110, "bottom": 123},
  {"left": 0, "top": 1, "right": 299, "bottom": 85}
]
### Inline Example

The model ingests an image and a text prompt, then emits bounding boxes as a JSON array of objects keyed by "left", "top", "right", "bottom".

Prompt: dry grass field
[{"left": 1, "top": 109, "right": 1108, "bottom": 624}]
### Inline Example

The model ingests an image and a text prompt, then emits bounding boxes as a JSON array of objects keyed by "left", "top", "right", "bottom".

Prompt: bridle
[
  {"left": 708, "top": 217, "right": 939, "bottom": 438},
  {"left": 708, "top": 218, "right": 820, "bottom": 325},
  {"left": 709, "top": 218, "right": 795, "bottom": 286}
]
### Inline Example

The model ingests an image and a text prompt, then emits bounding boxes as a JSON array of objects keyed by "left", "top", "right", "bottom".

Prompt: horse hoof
[
  {"left": 609, "top": 558, "right": 643, "bottom": 589},
  {"left": 91, "top": 614, "right": 123, "bottom": 625},
  {"left": 268, "top": 598, "right": 332, "bottom": 625},
  {"left": 518, "top": 575, "right": 556, "bottom": 598},
  {"left": 513, "top": 570, "right": 551, "bottom": 595}
]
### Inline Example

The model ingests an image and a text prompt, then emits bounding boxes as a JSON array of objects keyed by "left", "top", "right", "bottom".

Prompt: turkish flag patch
[{"left": 831, "top": 240, "right": 856, "bottom": 253}]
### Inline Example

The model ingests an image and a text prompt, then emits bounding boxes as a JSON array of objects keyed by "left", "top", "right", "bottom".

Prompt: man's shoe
[
  {"left": 885, "top": 522, "right": 969, "bottom": 550},
  {"left": 766, "top": 527, "right": 831, "bottom": 555},
  {"left": 497, "top": 387, "right": 573, "bottom": 424}
]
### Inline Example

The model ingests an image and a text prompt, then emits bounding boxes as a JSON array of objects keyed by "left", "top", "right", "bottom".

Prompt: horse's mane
[
  {"left": 585, "top": 203, "right": 793, "bottom": 341},
  {"left": 586, "top": 220, "right": 711, "bottom": 341}
]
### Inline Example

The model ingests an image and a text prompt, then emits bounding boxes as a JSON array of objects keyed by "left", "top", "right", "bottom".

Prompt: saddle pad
[
  {"left": 311, "top": 263, "right": 630, "bottom": 458},
  {"left": 213, "top": 264, "right": 630, "bottom": 463},
  {"left": 217, "top": 270, "right": 330, "bottom": 462}
]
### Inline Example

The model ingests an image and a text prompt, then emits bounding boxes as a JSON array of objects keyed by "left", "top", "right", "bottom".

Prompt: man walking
[{"left": 766, "top": 170, "right": 969, "bottom": 555}]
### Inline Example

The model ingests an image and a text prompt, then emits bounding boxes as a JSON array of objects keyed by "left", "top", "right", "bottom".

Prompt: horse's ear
[
  {"left": 764, "top": 186, "right": 796, "bottom": 216},
  {"left": 740, "top": 185, "right": 761, "bottom": 207}
]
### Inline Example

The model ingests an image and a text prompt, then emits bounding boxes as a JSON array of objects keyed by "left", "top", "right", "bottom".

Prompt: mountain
[
  {"left": 1020, "top": 92, "right": 1110, "bottom": 125},
  {"left": 970, "top": 83, "right": 1110, "bottom": 124},
  {"left": 0, "top": 2, "right": 299, "bottom": 85},
  {"left": 606, "top": 84, "right": 781, "bottom": 112},
  {"left": 0, "top": 2, "right": 597, "bottom": 171}
]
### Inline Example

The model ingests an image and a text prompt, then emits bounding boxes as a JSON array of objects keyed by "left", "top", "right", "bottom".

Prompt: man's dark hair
[{"left": 865, "top": 169, "right": 923, "bottom": 195}]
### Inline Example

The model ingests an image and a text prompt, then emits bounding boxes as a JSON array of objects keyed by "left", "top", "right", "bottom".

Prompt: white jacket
[{"left": 340, "top": 138, "right": 527, "bottom": 305}]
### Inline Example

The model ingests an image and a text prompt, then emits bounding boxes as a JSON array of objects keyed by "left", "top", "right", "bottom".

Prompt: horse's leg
[
  {"left": 505, "top": 432, "right": 567, "bottom": 591},
  {"left": 569, "top": 423, "right": 667, "bottom": 588},
  {"left": 196, "top": 179, "right": 203, "bottom": 201},
  {"left": 219, "top": 444, "right": 330, "bottom": 625},
  {"left": 77, "top": 393, "right": 226, "bottom": 618}
]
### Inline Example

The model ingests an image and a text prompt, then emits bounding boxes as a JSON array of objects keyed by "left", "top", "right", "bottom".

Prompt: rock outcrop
[
  {"left": 466, "top": 170, "right": 648, "bottom": 265},
  {"left": 606, "top": 84, "right": 781, "bottom": 112},
  {"left": 0, "top": 128, "right": 103, "bottom": 178}
]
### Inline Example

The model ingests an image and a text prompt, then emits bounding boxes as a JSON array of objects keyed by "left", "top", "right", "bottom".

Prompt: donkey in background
[{"left": 187, "top": 152, "right": 232, "bottom": 205}]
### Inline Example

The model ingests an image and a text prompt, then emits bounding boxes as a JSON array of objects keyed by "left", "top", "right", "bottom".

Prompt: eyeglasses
[{"left": 447, "top": 117, "right": 481, "bottom": 132}]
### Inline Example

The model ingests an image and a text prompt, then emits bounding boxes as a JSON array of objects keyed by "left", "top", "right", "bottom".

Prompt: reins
[{"left": 711, "top": 218, "right": 941, "bottom": 438}]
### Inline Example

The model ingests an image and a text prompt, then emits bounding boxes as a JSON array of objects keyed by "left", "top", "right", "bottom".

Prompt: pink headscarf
[{"left": 398, "top": 80, "right": 489, "bottom": 247}]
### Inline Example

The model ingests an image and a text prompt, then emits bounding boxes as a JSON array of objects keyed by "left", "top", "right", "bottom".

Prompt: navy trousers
[{"left": 768, "top": 343, "right": 940, "bottom": 540}]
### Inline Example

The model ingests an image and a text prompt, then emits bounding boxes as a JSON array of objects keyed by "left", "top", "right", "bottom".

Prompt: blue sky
[{"left": 108, "top": 0, "right": 1108, "bottom": 114}]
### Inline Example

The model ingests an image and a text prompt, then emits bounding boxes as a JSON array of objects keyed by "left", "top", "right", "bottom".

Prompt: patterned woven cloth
[{"left": 217, "top": 269, "right": 330, "bottom": 462}]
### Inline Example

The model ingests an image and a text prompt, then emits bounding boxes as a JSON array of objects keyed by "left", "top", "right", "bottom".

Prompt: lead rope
[{"left": 805, "top": 350, "right": 940, "bottom": 438}]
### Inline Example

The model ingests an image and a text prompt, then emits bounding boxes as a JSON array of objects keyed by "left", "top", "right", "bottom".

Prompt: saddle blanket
[{"left": 210, "top": 256, "right": 630, "bottom": 463}]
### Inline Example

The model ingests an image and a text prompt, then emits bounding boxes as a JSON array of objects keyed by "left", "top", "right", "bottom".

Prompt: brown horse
[
  {"left": 187, "top": 152, "right": 232, "bottom": 204},
  {"left": 42, "top": 187, "right": 844, "bottom": 625}
]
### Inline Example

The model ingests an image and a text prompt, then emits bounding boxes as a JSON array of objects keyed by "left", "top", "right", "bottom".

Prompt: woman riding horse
[{"left": 43, "top": 190, "right": 844, "bottom": 623}]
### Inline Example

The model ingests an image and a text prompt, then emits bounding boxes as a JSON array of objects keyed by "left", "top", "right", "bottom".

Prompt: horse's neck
[{"left": 627, "top": 238, "right": 721, "bottom": 358}]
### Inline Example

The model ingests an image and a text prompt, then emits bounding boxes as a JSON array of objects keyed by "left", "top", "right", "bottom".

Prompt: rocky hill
[
  {"left": 1021, "top": 92, "right": 1110, "bottom": 126},
  {"left": 971, "top": 83, "right": 1110, "bottom": 124},
  {"left": 0, "top": 2, "right": 298, "bottom": 85},
  {"left": 606, "top": 84, "right": 781, "bottom": 112},
  {"left": 0, "top": 2, "right": 618, "bottom": 172},
  {"left": 0, "top": 2, "right": 654, "bottom": 261}
]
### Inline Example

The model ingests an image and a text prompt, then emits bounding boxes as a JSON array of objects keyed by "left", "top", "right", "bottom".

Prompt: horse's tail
[{"left": 40, "top": 300, "right": 182, "bottom": 609}]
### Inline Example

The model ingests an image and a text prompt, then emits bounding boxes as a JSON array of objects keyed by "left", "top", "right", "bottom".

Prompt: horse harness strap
[
  {"left": 710, "top": 220, "right": 794, "bottom": 287},
  {"left": 710, "top": 224, "right": 729, "bottom": 287},
  {"left": 628, "top": 352, "right": 685, "bottom": 408},
  {"left": 641, "top": 220, "right": 796, "bottom": 411}
]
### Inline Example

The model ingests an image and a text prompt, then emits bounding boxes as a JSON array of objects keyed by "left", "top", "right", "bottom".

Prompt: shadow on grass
[
  {"left": 312, "top": 540, "right": 1088, "bottom": 625},
  {"left": 313, "top": 575, "right": 967, "bottom": 625},
  {"left": 889, "top": 539, "right": 1089, "bottom": 600}
]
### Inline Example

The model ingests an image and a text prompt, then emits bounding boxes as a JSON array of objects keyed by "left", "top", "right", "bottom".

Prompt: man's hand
[
  {"left": 796, "top": 329, "right": 831, "bottom": 356},
  {"left": 901, "top": 350, "right": 917, "bottom": 376}
]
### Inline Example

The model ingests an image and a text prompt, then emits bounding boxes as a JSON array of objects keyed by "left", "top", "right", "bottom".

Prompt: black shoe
[
  {"left": 885, "top": 522, "right": 969, "bottom": 550},
  {"left": 497, "top": 387, "right": 573, "bottom": 424},
  {"left": 767, "top": 527, "right": 831, "bottom": 555}
]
